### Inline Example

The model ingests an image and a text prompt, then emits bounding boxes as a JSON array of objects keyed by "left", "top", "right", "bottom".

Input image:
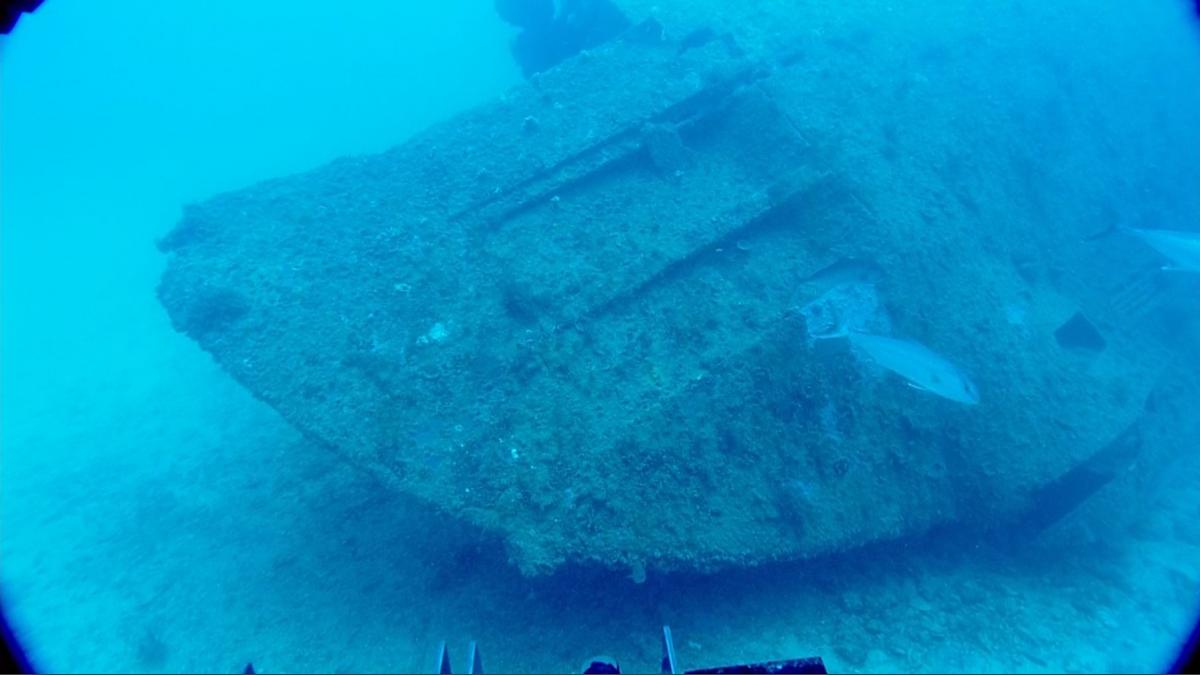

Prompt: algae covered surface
[
  {"left": 4, "top": 0, "right": 1200, "bottom": 672},
  {"left": 157, "top": 0, "right": 1199, "bottom": 576}
]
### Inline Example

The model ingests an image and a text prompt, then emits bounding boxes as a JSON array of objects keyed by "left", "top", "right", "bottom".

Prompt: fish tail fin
[
  {"left": 1084, "top": 222, "right": 1120, "bottom": 241},
  {"left": 812, "top": 313, "right": 852, "bottom": 340},
  {"left": 1085, "top": 218, "right": 1137, "bottom": 242},
  {"left": 812, "top": 328, "right": 847, "bottom": 340}
]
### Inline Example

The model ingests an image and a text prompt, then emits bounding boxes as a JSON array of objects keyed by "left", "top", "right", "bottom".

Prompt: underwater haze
[{"left": 3, "top": 0, "right": 1200, "bottom": 673}]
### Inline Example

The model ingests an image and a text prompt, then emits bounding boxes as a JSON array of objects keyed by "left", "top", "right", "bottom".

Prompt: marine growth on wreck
[{"left": 156, "top": 0, "right": 1200, "bottom": 578}]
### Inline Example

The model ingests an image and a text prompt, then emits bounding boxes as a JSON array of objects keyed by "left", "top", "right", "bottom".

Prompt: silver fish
[
  {"left": 1121, "top": 226, "right": 1200, "bottom": 272},
  {"left": 833, "top": 330, "right": 980, "bottom": 405}
]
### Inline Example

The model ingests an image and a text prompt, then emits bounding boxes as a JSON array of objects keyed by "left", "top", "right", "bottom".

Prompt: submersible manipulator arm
[
  {"left": 431, "top": 625, "right": 826, "bottom": 674},
  {"left": 234, "top": 625, "right": 826, "bottom": 673}
]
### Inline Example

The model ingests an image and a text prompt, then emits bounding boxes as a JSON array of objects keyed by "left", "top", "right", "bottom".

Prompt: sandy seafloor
[{"left": 2, "top": 1, "right": 1199, "bottom": 673}]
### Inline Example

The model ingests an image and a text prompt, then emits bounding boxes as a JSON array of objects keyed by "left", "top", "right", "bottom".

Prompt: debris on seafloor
[{"left": 793, "top": 282, "right": 888, "bottom": 342}]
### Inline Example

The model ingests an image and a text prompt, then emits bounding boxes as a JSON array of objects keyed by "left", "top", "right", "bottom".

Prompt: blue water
[{"left": 2, "top": 1, "right": 1199, "bottom": 672}]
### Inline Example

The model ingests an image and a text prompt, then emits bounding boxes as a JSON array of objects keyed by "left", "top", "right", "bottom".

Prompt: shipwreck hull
[{"left": 158, "top": 1, "right": 1199, "bottom": 574}]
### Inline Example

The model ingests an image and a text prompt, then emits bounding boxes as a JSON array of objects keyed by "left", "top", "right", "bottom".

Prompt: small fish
[
  {"left": 1089, "top": 223, "right": 1200, "bottom": 272},
  {"left": 820, "top": 329, "right": 980, "bottom": 405},
  {"left": 800, "top": 257, "right": 885, "bottom": 288}
]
